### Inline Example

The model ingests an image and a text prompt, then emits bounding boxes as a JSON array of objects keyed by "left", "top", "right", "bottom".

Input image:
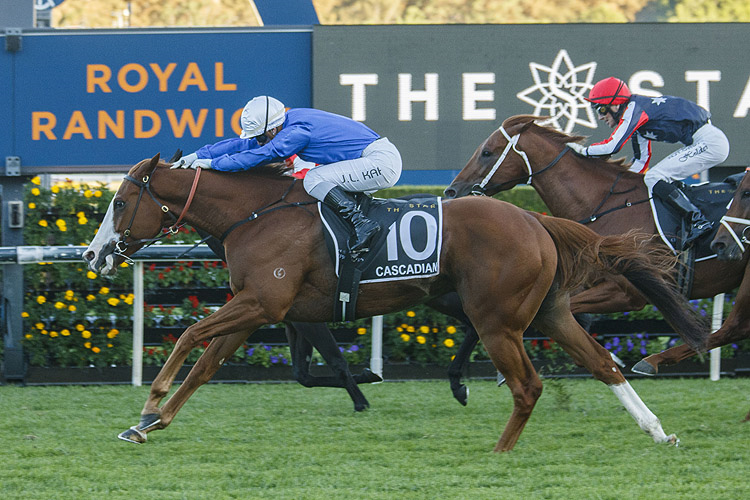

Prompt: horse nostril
[
  {"left": 444, "top": 187, "right": 457, "bottom": 199},
  {"left": 710, "top": 241, "right": 725, "bottom": 253}
]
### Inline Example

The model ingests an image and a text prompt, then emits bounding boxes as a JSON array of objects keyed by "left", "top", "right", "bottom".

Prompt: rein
[
  {"left": 218, "top": 178, "right": 316, "bottom": 242},
  {"left": 575, "top": 172, "right": 649, "bottom": 224},
  {"left": 718, "top": 214, "right": 750, "bottom": 253},
  {"left": 470, "top": 125, "right": 570, "bottom": 196}
]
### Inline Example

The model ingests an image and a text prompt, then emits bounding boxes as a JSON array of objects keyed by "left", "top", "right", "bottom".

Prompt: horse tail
[{"left": 533, "top": 213, "right": 709, "bottom": 352}]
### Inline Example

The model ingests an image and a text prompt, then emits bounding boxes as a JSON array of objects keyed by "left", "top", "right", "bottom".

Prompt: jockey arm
[{"left": 586, "top": 102, "right": 649, "bottom": 157}]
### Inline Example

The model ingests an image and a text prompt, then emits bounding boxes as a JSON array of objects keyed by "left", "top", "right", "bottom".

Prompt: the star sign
[
  {"left": 651, "top": 96, "right": 668, "bottom": 106},
  {"left": 516, "top": 49, "right": 598, "bottom": 133}
]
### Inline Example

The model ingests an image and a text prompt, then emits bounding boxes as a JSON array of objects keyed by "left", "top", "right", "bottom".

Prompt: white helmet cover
[{"left": 240, "top": 96, "right": 286, "bottom": 139}]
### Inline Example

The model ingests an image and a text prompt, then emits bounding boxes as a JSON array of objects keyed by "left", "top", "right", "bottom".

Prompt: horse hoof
[
  {"left": 118, "top": 426, "right": 147, "bottom": 444},
  {"left": 354, "top": 402, "right": 369, "bottom": 412},
  {"left": 631, "top": 360, "right": 657, "bottom": 376},
  {"left": 359, "top": 368, "right": 383, "bottom": 384},
  {"left": 452, "top": 385, "right": 468, "bottom": 406},
  {"left": 138, "top": 413, "right": 162, "bottom": 431}
]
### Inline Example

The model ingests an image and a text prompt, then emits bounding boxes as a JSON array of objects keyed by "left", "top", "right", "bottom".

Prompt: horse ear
[
  {"left": 146, "top": 153, "right": 161, "bottom": 174},
  {"left": 168, "top": 149, "right": 183, "bottom": 163}
]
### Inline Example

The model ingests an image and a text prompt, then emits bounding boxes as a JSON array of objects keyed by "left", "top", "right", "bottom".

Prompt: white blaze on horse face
[{"left": 85, "top": 198, "right": 120, "bottom": 275}]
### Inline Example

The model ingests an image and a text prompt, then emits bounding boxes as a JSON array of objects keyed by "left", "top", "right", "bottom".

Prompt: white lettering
[
  {"left": 398, "top": 73, "right": 439, "bottom": 121},
  {"left": 629, "top": 71, "right": 664, "bottom": 97},
  {"left": 340, "top": 73, "right": 378, "bottom": 121},
  {"left": 685, "top": 70, "right": 721, "bottom": 111},
  {"left": 463, "top": 73, "right": 496, "bottom": 121},
  {"left": 734, "top": 76, "right": 750, "bottom": 118}
]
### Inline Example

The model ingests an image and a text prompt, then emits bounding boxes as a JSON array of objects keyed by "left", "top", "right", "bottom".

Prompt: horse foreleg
[
  {"left": 287, "top": 322, "right": 377, "bottom": 411},
  {"left": 633, "top": 292, "right": 750, "bottom": 375},
  {"left": 535, "top": 292, "right": 677, "bottom": 445},
  {"left": 569, "top": 278, "right": 647, "bottom": 315}
]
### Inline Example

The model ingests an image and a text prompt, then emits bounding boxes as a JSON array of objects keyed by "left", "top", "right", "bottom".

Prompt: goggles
[{"left": 592, "top": 103, "right": 611, "bottom": 116}]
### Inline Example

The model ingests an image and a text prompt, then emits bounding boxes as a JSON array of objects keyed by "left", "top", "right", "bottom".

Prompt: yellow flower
[
  {"left": 78, "top": 217, "right": 88, "bottom": 225},
  {"left": 86, "top": 271, "right": 97, "bottom": 279},
  {"left": 76, "top": 212, "right": 85, "bottom": 218},
  {"left": 58, "top": 225, "right": 67, "bottom": 232},
  {"left": 416, "top": 335, "right": 426, "bottom": 344},
  {"left": 124, "top": 294, "right": 134, "bottom": 305},
  {"left": 107, "top": 343, "right": 113, "bottom": 348},
  {"left": 107, "top": 297, "right": 120, "bottom": 306},
  {"left": 51, "top": 185, "right": 60, "bottom": 194},
  {"left": 84, "top": 342, "right": 91, "bottom": 348},
  {"left": 400, "top": 333, "right": 411, "bottom": 342},
  {"left": 38, "top": 219, "right": 48, "bottom": 227},
  {"left": 25, "top": 334, "right": 33, "bottom": 340},
  {"left": 86, "top": 294, "right": 96, "bottom": 301},
  {"left": 443, "top": 338, "right": 455, "bottom": 348},
  {"left": 99, "top": 286, "right": 110, "bottom": 295},
  {"left": 68, "top": 305, "right": 77, "bottom": 312},
  {"left": 41, "top": 330, "right": 48, "bottom": 335},
  {"left": 75, "top": 324, "right": 85, "bottom": 331},
  {"left": 84, "top": 189, "right": 93, "bottom": 198},
  {"left": 406, "top": 310, "right": 416, "bottom": 317},
  {"left": 50, "top": 331, "right": 59, "bottom": 338},
  {"left": 120, "top": 262, "right": 129, "bottom": 268},
  {"left": 420, "top": 325, "right": 429, "bottom": 334},
  {"left": 21, "top": 311, "right": 29, "bottom": 318},
  {"left": 446, "top": 326, "right": 457, "bottom": 334},
  {"left": 94, "top": 190, "right": 102, "bottom": 198},
  {"left": 107, "top": 329, "right": 119, "bottom": 339},
  {"left": 31, "top": 187, "right": 40, "bottom": 196},
  {"left": 36, "top": 296, "right": 46, "bottom": 304},
  {"left": 31, "top": 176, "right": 41, "bottom": 185},
  {"left": 396, "top": 326, "right": 403, "bottom": 332},
  {"left": 357, "top": 327, "right": 367, "bottom": 335},
  {"left": 407, "top": 326, "right": 415, "bottom": 333},
  {"left": 54, "top": 301, "right": 65, "bottom": 309},
  {"left": 92, "top": 346, "right": 101, "bottom": 354},
  {"left": 28, "top": 202, "right": 36, "bottom": 209},
  {"left": 65, "top": 290, "right": 74, "bottom": 300},
  {"left": 61, "top": 329, "right": 71, "bottom": 336},
  {"left": 82, "top": 330, "right": 92, "bottom": 339},
  {"left": 35, "top": 322, "right": 44, "bottom": 330}
]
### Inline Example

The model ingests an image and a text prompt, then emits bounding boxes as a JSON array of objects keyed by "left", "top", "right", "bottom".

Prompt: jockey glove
[
  {"left": 170, "top": 152, "right": 198, "bottom": 169},
  {"left": 566, "top": 142, "right": 588, "bottom": 157},
  {"left": 192, "top": 158, "right": 213, "bottom": 169}
]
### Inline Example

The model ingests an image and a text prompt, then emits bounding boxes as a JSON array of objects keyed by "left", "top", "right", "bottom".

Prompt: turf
[{"left": 1, "top": 378, "right": 749, "bottom": 499}]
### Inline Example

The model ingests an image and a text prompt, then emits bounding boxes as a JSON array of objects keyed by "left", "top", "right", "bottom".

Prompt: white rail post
[
  {"left": 132, "top": 261, "right": 144, "bottom": 387},
  {"left": 710, "top": 293, "right": 725, "bottom": 381},
  {"left": 370, "top": 315, "right": 383, "bottom": 378}
]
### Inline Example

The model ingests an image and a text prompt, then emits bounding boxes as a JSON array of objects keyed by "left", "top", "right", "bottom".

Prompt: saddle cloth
[
  {"left": 650, "top": 174, "right": 741, "bottom": 256},
  {"left": 319, "top": 195, "right": 443, "bottom": 284}
]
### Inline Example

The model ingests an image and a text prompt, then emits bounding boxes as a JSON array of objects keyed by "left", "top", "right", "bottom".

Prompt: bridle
[
  {"left": 470, "top": 125, "right": 570, "bottom": 196},
  {"left": 114, "top": 167, "right": 202, "bottom": 263}
]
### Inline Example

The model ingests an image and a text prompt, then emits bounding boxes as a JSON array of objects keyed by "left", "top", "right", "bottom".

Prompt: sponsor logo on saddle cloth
[{"left": 319, "top": 196, "right": 443, "bottom": 283}]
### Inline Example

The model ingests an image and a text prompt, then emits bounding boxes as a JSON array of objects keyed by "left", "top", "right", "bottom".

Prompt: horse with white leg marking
[{"left": 84, "top": 154, "right": 707, "bottom": 451}]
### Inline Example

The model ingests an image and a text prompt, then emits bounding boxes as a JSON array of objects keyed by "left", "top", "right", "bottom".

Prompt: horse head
[
  {"left": 711, "top": 169, "right": 750, "bottom": 261},
  {"left": 83, "top": 153, "right": 174, "bottom": 275}
]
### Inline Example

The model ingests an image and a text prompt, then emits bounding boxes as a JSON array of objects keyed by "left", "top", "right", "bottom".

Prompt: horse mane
[
  {"left": 147, "top": 159, "right": 293, "bottom": 179},
  {"left": 502, "top": 115, "right": 631, "bottom": 171}
]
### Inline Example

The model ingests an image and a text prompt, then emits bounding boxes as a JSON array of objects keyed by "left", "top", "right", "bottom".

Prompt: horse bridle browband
[
  {"left": 470, "top": 125, "right": 570, "bottom": 196},
  {"left": 114, "top": 168, "right": 202, "bottom": 262}
]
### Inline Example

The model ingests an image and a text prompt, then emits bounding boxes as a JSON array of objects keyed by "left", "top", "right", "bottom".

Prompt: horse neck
[
  {"left": 153, "top": 167, "right": 300, "bottom": 238},
  {"left": 523, "top": 136, "right": 643, "bottom": 224}
]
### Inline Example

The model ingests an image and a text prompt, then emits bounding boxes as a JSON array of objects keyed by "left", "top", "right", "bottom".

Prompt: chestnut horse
[
  {"left": 445, "top": 115, "right": 745, "bottom": 375},
  {"left": 84, "top": 154, "right": 707, "bottom": 451}
]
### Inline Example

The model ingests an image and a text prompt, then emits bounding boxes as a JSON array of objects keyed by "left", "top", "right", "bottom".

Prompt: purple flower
[
  {"left": 640, "top": 347, "right": 647, "bottom": 355},
  {"left": 339, "top": 346, "right": 345, "bottom": 353},
  {"left": 270, "top": 355, "right": 278, "bottom": 364},
  {"left": 246, "top": 347, "right": 255, "bottom": 356},
  {"left": 264, "top": 345, "right": 272, "bottom": 351},
  {"left": 350, "top": 345, "right": 360, "bottom": 352},
  {"left": 613, "top": 337, "right": 620, "bottom": 346}
]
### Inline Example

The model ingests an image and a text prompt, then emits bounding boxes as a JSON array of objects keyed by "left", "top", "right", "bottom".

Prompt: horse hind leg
[{"left": 533, "top": 291, "right": 678, "bottom": 445}]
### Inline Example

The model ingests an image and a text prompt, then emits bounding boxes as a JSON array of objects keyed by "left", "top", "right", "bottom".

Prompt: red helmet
[{"left": 586, "top": 77, "right": 631, "bottom": 106}]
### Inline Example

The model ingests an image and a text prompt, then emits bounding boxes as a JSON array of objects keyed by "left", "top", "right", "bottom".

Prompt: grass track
[{"left": 2, "top": 378, "right": 750, "bottom": 499}]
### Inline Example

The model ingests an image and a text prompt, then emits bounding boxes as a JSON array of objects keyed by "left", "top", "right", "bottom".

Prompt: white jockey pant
[
  {"left": 303, "top": 137, "right": 402, "bottom": 201},
  {"left": 643, "top": 123, "right": 730, "bottom": 193}
]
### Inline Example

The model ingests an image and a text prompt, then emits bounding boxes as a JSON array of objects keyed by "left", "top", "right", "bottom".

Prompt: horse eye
[
  {"left": 481, "top": 150, "right": 493, "bottom": 157},
  {"left": 114, "top": 199, "right": 125, "bottom": 209},
  {"left": 742, "top": 191, "right": 750, "bottom": 199}
]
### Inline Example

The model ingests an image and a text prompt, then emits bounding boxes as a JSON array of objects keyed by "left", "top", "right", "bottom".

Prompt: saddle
[
  {"left": 320, "top": 195, "right": 443, "bottom": 321},
  {"left": 651, "top": 175, "right": 740, "bottom": 257}
]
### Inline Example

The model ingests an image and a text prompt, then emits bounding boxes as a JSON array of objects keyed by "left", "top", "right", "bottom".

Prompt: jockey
[
  {"left": 566, "top": 76, "right": 730, "bottom": 247},
  {"left": 172, "top": 96, "right": 402, "bottom": 256}
]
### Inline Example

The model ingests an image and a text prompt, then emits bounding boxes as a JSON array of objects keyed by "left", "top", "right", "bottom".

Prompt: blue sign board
[{"left": 3, "top": 28, "right": 312, "bottom": 169}]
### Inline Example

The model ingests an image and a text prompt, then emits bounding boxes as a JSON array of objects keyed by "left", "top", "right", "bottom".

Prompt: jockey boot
[
  {"left": 653, "top": 180, "right": 712, "bottom": 248},
  {"left": 323, "top": 186, "right": 381, "bottom": 256}
]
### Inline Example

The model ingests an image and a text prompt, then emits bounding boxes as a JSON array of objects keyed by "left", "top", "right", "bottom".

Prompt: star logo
[
  {"left": 651, "top": 96, "right": 667, "bottom": 106},
  {"left": 643, "top": 131, "right": 659, "bottom": 140},
  {"left": 516, "top": 50, "right": 598, "bottom": 133}
]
